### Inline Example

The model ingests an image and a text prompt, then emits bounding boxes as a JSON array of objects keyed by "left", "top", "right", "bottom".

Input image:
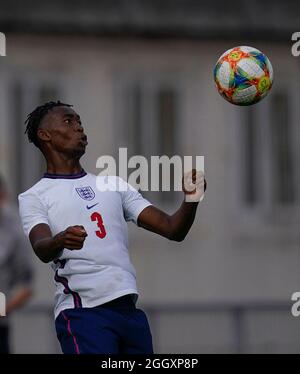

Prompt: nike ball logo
[{"left": 86, "top": 203, "right": 99, "bottom": 210}]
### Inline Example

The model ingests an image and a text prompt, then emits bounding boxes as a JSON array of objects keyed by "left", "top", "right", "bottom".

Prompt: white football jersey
[{"left": 18, "top": 171, "right": 152, "bottom": 318}]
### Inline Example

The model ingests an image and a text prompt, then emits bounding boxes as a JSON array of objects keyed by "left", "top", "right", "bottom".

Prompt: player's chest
[{"left": 45, "top": 184, "right": 123, "bottom": 222}]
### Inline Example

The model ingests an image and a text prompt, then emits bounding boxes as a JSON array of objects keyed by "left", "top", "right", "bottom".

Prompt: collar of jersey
[{"left": 43, "top": 169, "right": 87, "bottom": 179}]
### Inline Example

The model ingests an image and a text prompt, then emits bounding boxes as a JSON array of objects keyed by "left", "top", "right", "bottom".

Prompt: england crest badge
[{"left": 75, "top": 186, "right": 95, "bottom": 201}]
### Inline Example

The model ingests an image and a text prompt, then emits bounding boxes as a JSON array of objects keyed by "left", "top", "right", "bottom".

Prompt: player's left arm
[{"left": 137, "top": 170, "right": 206, "bottom": 242}]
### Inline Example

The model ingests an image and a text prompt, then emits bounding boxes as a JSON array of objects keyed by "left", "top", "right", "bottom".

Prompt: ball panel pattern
[{"left": 214, "top": 46, "right": 273, "bottom": 105}]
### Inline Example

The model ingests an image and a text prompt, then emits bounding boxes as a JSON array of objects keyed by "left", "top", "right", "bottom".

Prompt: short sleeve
[
  {"left": 118, "top": 178, "right": 152, "bottom": 224},
  {"left": 18, "top": 191, "right": 50, "bottom": 237}
]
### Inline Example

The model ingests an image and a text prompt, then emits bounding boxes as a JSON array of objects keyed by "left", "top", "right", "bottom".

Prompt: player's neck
[{"left": 45, "top": 159, "right": 83, "bottom": 176}]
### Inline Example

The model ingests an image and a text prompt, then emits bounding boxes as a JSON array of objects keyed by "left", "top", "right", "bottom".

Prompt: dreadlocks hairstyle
[{"left": 24, "top": 100, "right": 73, "bottom": 148}]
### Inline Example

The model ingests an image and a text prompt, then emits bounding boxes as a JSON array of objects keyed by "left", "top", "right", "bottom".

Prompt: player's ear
[{"left": 37, "top": 128, "right": 51, "bottom": 143}]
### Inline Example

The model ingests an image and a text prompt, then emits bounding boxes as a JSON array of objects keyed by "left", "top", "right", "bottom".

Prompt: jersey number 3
[{"left": 91, "top": 212, "right": 107, "bottom": 239}]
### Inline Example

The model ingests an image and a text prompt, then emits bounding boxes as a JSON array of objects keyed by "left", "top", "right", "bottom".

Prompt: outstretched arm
[{"left": 137, "top": 170, "right": 206, "bottom": 242}]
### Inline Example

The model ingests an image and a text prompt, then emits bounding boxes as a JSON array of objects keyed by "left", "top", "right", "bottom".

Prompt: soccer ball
[{"left": 213, "top": 46, "right": 273, "bottom": 105}]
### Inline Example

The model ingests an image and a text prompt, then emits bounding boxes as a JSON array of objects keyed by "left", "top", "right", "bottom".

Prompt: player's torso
[{"left": 39, "top": 174, "right": 130, "bottom": 269}]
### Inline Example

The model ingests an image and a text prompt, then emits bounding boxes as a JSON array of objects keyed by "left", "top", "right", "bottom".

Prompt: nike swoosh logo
[{"left": 86, "top": 203, "right": 99, "bottom": 210}]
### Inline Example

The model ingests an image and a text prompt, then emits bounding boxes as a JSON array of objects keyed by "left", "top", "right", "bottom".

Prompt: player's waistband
[{"left": 98, "top": 294, "right": 136, "bottom": 309}]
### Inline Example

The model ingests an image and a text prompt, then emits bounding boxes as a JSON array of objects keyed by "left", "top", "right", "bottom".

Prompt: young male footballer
[{"left": 18, "top": 101, "right": 206, "bottom": 354}]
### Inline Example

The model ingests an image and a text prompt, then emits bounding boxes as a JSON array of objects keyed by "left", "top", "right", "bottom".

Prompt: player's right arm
[{"left": 29, "top": 224, "right": 87, "bottom": 263}]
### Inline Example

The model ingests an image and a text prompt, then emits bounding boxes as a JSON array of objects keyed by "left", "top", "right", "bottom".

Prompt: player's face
[{"left": 40, "top": 106, "right": 88, "bottom": 158}]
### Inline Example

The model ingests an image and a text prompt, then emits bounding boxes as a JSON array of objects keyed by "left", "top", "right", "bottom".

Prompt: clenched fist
[
  {"left": 182, "top": 169, "right": 206, "bottom": 203},
  {"left": 54, "top": 225, "right": 88, "bottom": 250}
]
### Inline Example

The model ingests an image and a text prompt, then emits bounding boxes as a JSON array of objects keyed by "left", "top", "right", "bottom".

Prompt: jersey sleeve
[
  {"left": 118, "top": 177, "right": 152, "bottom": 225},
  {"left": 18, "top": 191, "right": 50, "bottom": 237}
]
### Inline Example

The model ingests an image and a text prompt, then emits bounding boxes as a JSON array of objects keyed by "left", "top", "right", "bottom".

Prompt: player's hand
[
  {"left": 55, "top": 225, "right": 88, "bottom": 250},
  {"left": 182, "top": 169, "right": 206, "bottom": 203}
]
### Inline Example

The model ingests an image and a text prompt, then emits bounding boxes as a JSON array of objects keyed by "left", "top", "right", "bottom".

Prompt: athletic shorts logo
[{"left": 75, "top": 186, "right": 95, "bottom": 201}]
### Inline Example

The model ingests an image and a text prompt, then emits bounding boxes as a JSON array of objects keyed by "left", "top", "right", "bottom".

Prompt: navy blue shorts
[{"left": 55, "top": 295, "right": 153, "bottom": 354}]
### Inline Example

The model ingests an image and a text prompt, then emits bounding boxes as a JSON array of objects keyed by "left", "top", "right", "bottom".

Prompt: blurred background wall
[{"left": 1, "top": 0, "right": 300, "bottom": 353}]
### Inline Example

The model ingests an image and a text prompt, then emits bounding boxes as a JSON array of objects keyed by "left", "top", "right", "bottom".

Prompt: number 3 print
[{"left": 91, "top": 212, "right": 107, "bottom": 239}]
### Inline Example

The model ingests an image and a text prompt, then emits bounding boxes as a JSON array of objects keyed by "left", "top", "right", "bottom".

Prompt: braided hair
[{"left": 24, "top": 100, "right": 72, "bottom": 148}]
